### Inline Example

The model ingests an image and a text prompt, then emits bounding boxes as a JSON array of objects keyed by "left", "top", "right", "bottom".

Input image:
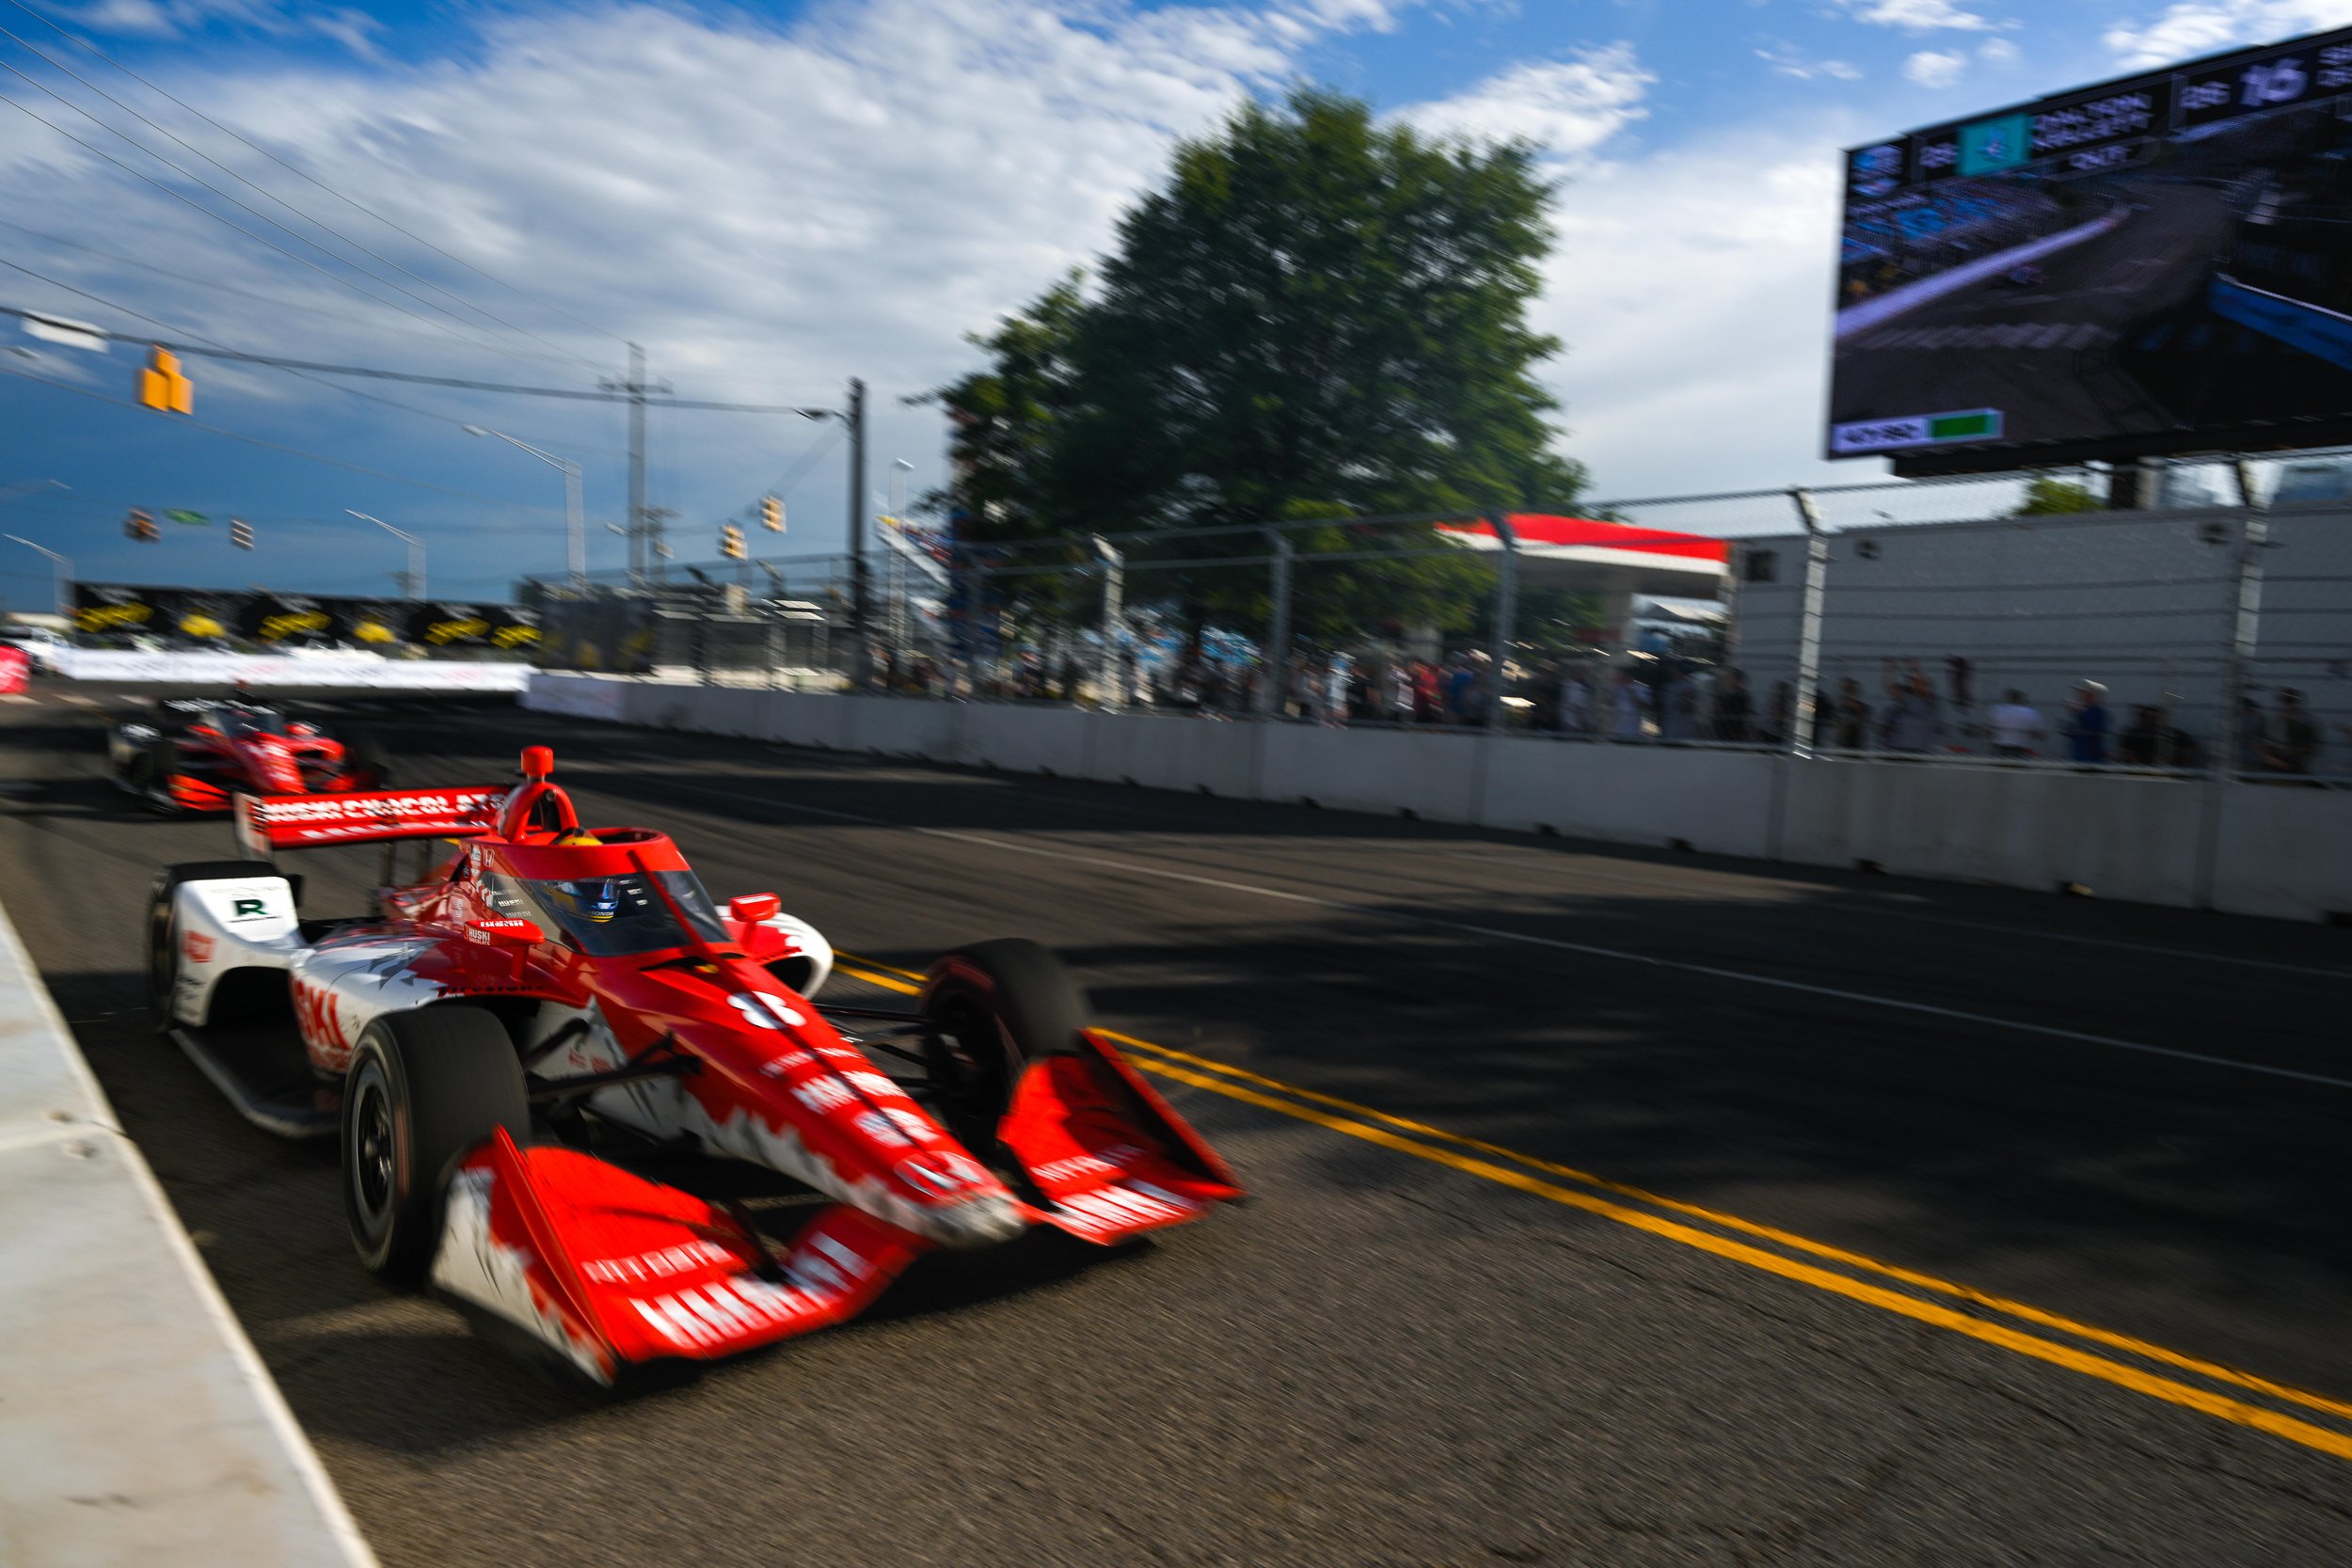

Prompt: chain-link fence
[{"left": 523, "top": 451, "right": 2352, "bottom": 782}]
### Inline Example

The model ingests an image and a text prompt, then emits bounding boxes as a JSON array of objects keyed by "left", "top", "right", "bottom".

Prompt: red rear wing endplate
[{"left": 235, "top": 784, "right": 507, "bottom": 854}]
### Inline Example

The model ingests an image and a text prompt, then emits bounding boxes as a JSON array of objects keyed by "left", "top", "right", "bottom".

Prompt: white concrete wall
[
  {"left": 1088, "top": 713, "right": 1259, "bottom": 798},
  {"left": 1485, "top": 740, "right": 1780, "bottom": 859},
  {"left": 2211, "top": 782, "right": 2352, "bottom": 922},
  {"left": 521, "top": 675, "right": 2352, "bottom": 922},
  {"left": 1776, "top": 760, "right": 2206, "bottom": 908},
  {"left": 1260, "top": 723, "right": 1480, "bottom": 820},
  {"left": 0, "top": 897, "right": 376, "bottom": 1567}
]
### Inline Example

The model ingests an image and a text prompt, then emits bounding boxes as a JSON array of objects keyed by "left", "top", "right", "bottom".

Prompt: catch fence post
[
  {"left": 1789, "top": 487, "right": 1828, "bottom": 758},
  {"left": 1092, "top": 536, "right": 1124, "bottom": 713},
  {"left": 2193, "top": 462, "right": 2267, "bottom": 910},
  {"left": 1486, "top": 512, "right": 1518, "bottom": 736},
  {"left": 1262, "top": 531, "right": 1294, "bottom": 719}
]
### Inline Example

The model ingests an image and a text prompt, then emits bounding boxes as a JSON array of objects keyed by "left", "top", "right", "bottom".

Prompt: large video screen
[{"left": 1828, "top": 24, "right": 2352, "bottom": 471}]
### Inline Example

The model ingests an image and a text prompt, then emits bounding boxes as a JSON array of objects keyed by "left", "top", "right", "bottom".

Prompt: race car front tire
[
  {"left": 342, "top": 1006, "right": 530, "bottom": 1286},
  {"left": 919, "top": 939, "right": 1088, "bottom": 1139},
  {"left": 147, "top": 861, "right": 281, "bottom": 1030}
]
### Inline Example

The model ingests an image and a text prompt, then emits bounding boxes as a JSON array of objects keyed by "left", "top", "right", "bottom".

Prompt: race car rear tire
[
  {"left": 342, "top": 1006, "right": 529, "bottom": 1286},
  {"left": 146, "top": 861, "right": 282, "bottom": 1031},
  {"left": 342, "top": 731, "right": 391, "bottom": 790},
  {"left": 143, "top": 735, "right": 183, "bottom": 813},
  {"left": 919, "top": 939, "right": 1088, "bottom": 1137}
]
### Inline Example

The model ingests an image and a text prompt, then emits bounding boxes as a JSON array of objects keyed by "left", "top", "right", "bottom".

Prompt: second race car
[
  {"left": 110, "top": 696, "right": 390, "bottom": 813},
  {"left": 146, "top": 747, "right": 1243, "bottom": 1386}
]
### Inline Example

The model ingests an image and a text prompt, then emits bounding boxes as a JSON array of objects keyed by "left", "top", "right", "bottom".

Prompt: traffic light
[
  {"left": 136, "top": 346, "right": 192, "bottom": 415},
  {"left": 230, "top": 516, "right": 254, "bottom": 550},
  {"left": 719, "top": 524, "right": 747, "bottom": 560},
  {"left": 759, "top": 495, "right": 783, "bottom": 532},
  {"left": 124, "top": 507, "right": 158, "bottom": 542}
]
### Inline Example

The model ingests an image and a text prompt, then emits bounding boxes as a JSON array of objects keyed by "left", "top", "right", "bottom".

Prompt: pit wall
[{"left": 526, "top": 674, "right": 2352, "bottom": 924}]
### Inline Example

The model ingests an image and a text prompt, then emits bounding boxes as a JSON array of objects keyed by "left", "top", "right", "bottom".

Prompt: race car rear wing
[{"left": 234, "top": 784, "right": 506, "bottom": 855}]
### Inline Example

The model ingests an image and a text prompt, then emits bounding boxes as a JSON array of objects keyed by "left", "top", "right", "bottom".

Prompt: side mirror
[{"left": 729, "top": 894, "right": 781, "bottom": 924}]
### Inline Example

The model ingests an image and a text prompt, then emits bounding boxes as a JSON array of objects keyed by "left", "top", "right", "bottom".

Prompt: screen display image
[{"left": 1829, "top": 24, "right": 2352, "bottom": 470}]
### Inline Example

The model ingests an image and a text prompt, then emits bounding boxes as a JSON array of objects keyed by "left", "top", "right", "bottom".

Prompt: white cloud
[
  {"left": 1978, "top": 36, "right": 2020, "bottom": 65},
  {"left": 0, "top": 0, "right": 1428, "bottom": 555},
  {"left": 1903, "top": 48, "right": 1969, "bottom": 87},
  {"left": 1841, "top": 0, "right": 1995, "bottom": 32},
  {"left": 1400, "top": 43, "right": 1653, "bottom": 159},
  {"left": 1531, "top": 132, "right": 1850, "bottom": 498},
  {"left": 2104, "top": 1, "right": 2352, "bottom": 69},
  {"left": 1756, "top": 40, "right": 1864, "bottom": 79}
]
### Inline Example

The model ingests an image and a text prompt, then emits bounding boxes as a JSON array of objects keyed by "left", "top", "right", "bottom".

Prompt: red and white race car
[
  {"left": 146, "top": 747, "right": 1241, "bottom": 1386},
  {"left": 111, "top": 697, "right": 390, "bottom": 813}
]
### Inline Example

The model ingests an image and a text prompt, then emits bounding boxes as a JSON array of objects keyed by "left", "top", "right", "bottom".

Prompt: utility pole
[
  {"left": 602, "top": 342, "right": 669, "bottom": 587},
  {"left": 847, "top": 377, "right": 868, "bottom": 642},
  {"left": 627, "top": 342, "right": 647, "bottom": 584}
]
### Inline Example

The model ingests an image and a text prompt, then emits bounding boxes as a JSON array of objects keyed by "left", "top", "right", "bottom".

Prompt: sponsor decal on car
[
  {"left": 580, "top": 1239, "right": 740, "bottom": 1286},
  {"left": 726, "top": 991, "right": 806, "bottom": 1029},
  {"left": 228, "top": 895, "right": 273, "bottom": 922},
  {"left": 182, "top": 931, "right": 215, "bottom": 963}
]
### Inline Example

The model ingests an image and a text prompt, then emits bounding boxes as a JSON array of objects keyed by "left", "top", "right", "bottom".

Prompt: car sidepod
[{"left": 166, "top": 873, "right": 305, "bottom": 1028}]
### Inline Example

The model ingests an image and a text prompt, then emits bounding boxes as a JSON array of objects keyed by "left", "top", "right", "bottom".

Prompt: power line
[
  {"left": 0, "top": 303, "right": 834, "bottom": 411},
  {"left": 0, "top": 85, "right": 564, "bottom": 369},
  {"left": 0, "top": 214, "right": 541, "bottom": 353},
  {"left": 0, "top": 254, "right": 491, "bottom": 431},
  {"left": 0, "top": 21, "right": 602, "bottom": 372},
  {"left": 0, "top": 361, "right": 567, "bottom": 514},
  {"left": 4, "top": 0, "right": 628, "bottom": 351}
]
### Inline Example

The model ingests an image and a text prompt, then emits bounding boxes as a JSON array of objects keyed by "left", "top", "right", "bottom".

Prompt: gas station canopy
[{"left": 1438, "top": 515, "right": 1729, "bottom": 600}]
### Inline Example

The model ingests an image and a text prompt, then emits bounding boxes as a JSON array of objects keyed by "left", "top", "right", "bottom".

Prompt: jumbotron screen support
[{"left": 1828, "top": 24, "right": 2352, "bottom": 476}]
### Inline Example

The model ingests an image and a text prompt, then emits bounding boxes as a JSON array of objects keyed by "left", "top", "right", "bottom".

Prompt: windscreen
[
  {"left": 501, "top": 869, "right": 730, "bottom": 956},
  {"left": 215, "top": 705, "right": 287, "bottom": 738}
]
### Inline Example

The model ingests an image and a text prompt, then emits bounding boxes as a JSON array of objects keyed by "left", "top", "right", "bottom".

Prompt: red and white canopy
[{"left": 1437, "top": 515, "right": 1728, "bottom": 600}]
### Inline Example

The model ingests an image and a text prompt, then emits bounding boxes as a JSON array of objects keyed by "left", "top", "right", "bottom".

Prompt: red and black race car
[
  {"left": 146, "top": 747, "right": 1242, "bottom": 1386},
  {"left": 110, "top": 697, "right": 389, "bottom": 813}
]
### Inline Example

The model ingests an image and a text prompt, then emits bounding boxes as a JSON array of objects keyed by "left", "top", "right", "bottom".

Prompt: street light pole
[
  {"left": 3, "top": 533, "right": 72, "bottom": 618},
  {"left": 465, "top": 425, "right": 584, "bottom": 589},
  {"left": 347, "top": 510, "right": 424, "bottom": 599}
]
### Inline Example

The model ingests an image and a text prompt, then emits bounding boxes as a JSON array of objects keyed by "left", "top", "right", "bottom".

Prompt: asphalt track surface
[
  {"left": 6, "top": 689, "right": 2352, "bottom": 1566},
  {"left": 1832, "top": 177, "right": 2238, "bottom": 446}
]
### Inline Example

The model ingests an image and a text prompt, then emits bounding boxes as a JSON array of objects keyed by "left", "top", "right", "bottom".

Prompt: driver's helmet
[
  {"left": 552, "top": 829, "right": 601, "bottom": 847},
  {"left": 543, "top": 877, "right": 622, "bottom": 924}
]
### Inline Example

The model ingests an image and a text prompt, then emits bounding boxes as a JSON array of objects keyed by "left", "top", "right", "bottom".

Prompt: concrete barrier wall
[
  {"left": 1088, "top": 713, "right": 1259, "bottom": 797},
  {"left": 1776, "top": 760, "right": 2207, "bottom": 908},
  {"left": 1484, "top": 739, "right": 1780, "bottom": 859},
  {"left": 2211, "top": 783, "right": 2352, "bottom": 922},
  {"left": 522, "top": 675, "right": 2352, "bottom": 922},
  {"left": 0, "top": 898, "right": 376, "bottom": 1567},
  {"left": 1260, "top": 723, "right": 1481, "bottom": 820}
]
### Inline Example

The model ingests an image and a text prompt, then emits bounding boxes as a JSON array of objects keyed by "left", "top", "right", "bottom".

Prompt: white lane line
[{"left": 654, "top": 779, "right": 2352, "bottom": 1093}]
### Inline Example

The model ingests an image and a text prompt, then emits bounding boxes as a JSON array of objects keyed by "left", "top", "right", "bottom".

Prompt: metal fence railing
[{"left": 519, "top": 451, "right": 2352, "bottom": 784}]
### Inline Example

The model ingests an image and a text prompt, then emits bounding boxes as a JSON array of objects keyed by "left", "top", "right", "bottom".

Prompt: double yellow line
[{"left": 834, "top": 954, "right": 2352, "bottom": 1464}]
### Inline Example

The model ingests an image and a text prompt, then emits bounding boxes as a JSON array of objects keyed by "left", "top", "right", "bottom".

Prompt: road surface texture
[
  {"left": 5, "top": 689, "right": 2351, "bottom": 1568},
  {"left": 1832, "top": 177, "right": 2238, "bottom": 446}
]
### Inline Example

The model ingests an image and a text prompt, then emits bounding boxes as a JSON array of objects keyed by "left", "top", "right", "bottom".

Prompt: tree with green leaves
[
  {"left": 923, "top": 87, "right": 1585, "bottom": 648},
  {"left": 2016, "top": 475, "right": 2103, "bottom": 515}
]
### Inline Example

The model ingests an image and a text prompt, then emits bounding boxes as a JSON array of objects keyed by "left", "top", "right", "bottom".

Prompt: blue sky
[{"left": 1, "top": 0, "right": 2343, "bottom": 605}]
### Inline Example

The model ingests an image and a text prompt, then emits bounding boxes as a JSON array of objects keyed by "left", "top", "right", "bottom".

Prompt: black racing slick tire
[
  {"left": 342, "top": 731, "right": 391, "bottom": 791},
  {"left": 144, "top": 735, "right": 183, "bottom": 813},
  {"left": 342, "top": 1006, "right": 530, "bottom": 1286},
  {"left": 146, "top": 860, "right": 278, "bottom": 1031},
  {"left": 918, "top": 939, "right": 1089, "bottom": 1136}
]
